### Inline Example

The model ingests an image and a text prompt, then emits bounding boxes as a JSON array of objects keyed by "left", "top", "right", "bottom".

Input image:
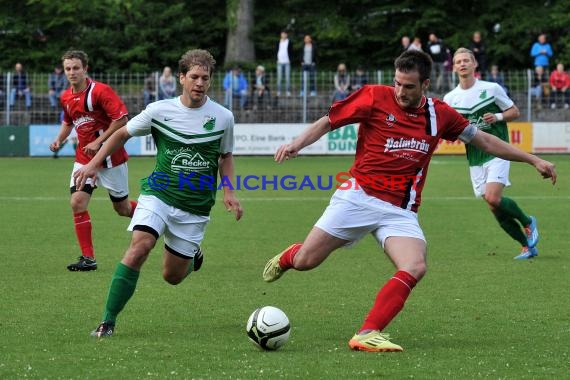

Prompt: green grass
[{"left": 0, "top": 155, "right": 568, "bottom": 379}]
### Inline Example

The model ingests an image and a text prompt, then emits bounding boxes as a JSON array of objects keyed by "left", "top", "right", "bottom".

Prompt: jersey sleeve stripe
[
  {"left": 423, "top": 98, "right": 438, "bottom": 137},
  {"left": 85, "top": 81, "right": 95, "bottom": 112}
]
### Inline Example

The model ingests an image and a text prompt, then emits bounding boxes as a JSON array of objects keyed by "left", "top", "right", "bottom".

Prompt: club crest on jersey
[
  {"left": 203, "top": 116, "right": 216, "bottom": 131},
  {"left": 385, "top": 113, "right": 396, "bottom": 127},
  {"left": 479, "top": 90, "right": 487, "bottom": 99}
]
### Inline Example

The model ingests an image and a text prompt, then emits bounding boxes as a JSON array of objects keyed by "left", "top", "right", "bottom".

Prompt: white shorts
[
  {"left": 469, "top": 157, "right": 511, "bottom": 198},
  {"left": 70, "top": 162, "right": 129, "bottom": 199},
  {"left": 128, "top": 194, "right": 209, "bottom": 257},
  {"left": 315, "top": 179, "right": 425, "bottom": 248}
]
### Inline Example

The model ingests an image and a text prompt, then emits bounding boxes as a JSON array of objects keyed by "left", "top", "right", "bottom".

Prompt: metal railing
[{"left": 0, "top": 69, "right": 567, "bottom": 126}]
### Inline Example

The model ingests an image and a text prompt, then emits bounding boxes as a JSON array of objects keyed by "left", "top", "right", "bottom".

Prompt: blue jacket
[
  {"left": 223, "top": 71, "right": 248, "bottom": 93},
  {"left": 530, "top": 42, "right": 553, "bottom": 68}
]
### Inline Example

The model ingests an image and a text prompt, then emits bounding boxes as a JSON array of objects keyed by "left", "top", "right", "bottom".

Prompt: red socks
[
  {"left": 73, "top": 211, "right": 94, "bottom": 258},
  {"left": 359, "top": 270, "right": 418, "bottom": 332},
  {"left": 73, "top": 200, "right": 136, "bottom": 259},
  {"left": 129, "top": 200, "right": 138, "bottom": 218},
  {"left": 278, "top": 243, "right": 303, "bottom": 269}
]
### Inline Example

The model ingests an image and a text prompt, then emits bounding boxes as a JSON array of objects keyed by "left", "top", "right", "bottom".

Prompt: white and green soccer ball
[{"left": 246, "top": 306, "right": 291, "bottom": 350}]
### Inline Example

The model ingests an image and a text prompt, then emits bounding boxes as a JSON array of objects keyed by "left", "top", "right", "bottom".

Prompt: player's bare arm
[
  {"left": 49, "top": 123, "right": 74, "bottom": 152},
  {"left": 83, "top": 115, "right": 128, "bottom": 156},
  {"left": 470, "top": 130, "right": 557, "bottom": 184},
  {"left": 74, "top": 126, "right": 132, "bottom": 190},
  {"left": 274, "top": 116, "right": 331, "bottom": 163},
  {"left": 482, "top": 104, "right": 520, "bottom": 125},
  {"left": 219, "top": 152, "right": 243, "bottom": 221}
]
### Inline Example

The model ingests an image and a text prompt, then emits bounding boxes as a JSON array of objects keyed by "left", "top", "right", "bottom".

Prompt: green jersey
[
  {"left": 126, "top": 96, "right": 234, "bottom": 215},
  {"left": 443, "top": 79, "right": 514, "bottom": 166}
]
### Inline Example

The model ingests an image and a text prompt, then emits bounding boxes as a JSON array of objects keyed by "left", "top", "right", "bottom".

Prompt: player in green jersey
[
  {"left": 74, "top": 49, "right": 243, "bottom": 338},
  {"left": 444, "top": 47, "right": 539, "bottom": 260}
]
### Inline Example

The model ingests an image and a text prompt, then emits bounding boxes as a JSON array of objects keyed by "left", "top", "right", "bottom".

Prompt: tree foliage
[{"left": 0, "top": 0, "right": 568, "bottom": 72}]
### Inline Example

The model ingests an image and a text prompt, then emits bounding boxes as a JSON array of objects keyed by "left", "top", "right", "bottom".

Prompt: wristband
[{"left": 495, "top": 113, "right": 504, "bottom": 121}]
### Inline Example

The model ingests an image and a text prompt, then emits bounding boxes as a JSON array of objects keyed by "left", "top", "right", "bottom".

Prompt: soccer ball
[{"left": 246, "top": 306, "right": 291, "bottom": 350}]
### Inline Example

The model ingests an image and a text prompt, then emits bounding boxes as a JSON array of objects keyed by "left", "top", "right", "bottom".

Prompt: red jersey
[
  {"left": 549, "top": 70, "right": 570, "bottom": 90},
  {"left": 328, "top": 85, "right": 469, "bottom": 212},
  {"left": 61, "top": 78, "right": 129, "bottom": 167}
]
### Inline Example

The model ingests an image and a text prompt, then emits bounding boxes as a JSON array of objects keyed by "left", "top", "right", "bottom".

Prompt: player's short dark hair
[
  {"left": 61, "top": 50, "right": 88, "bottom": 68},
  {"left": 394, "top": 50, "right": 432, "bottom": 83},
  {"left": 179, "top": 49, "right": 216, "bottom": 76}
]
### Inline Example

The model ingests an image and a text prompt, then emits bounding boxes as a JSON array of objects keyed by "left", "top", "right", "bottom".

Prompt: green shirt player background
[
  {"left": 444, "top": 47, "right": 539, "bottom": 260},
  {"left": 74, "top": 49, "right": 243, "bottom": 338}
]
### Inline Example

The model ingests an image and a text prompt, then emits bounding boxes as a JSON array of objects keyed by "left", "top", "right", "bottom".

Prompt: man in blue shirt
[{"left": 530, "top": 33, "right": 553, "bottom": 70}]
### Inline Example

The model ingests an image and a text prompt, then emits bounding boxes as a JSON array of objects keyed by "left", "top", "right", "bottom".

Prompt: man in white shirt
[{"left": 276, "top": 30, "right": 292, "bottom": 96}]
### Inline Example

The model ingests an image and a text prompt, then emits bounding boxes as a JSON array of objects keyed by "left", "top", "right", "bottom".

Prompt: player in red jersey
[
  {"left": 262, "top": 50, "right": 557, "bottom": 352},
  {"left": 49, "top": 50, "right": 137, "bottom": 272}
]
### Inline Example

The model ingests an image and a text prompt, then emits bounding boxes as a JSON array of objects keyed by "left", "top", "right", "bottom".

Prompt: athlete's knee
[
  {"left": 412, "top": 262, "right": 427, "bottom": 280},
  {"left": 112, "top": 202, "right": 132, "bottom": 217},
  {"left": 483, "top": 193, "right": 501, "bottom": 208},
  {"left": 398, "top": 256, "right": 427, "bottom": 281},
  {"left": 163, "top": 270, "right": 185, "bottom": 285},
  {"left": 70, "top": 197, "right": 87, "bottom": 213}
]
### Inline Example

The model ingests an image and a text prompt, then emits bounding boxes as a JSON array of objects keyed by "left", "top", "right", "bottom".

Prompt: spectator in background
[
  {"left": 487, "top": 64, "right": 509, "bottom": 96},
  {"left": 549, "top": 62, "right": 570, "bottom": 109},
  {"left": 530, "top": 65, "right": 549, "bottom": 109},
  {"left": 400, "top": 36, "right": 411, "bottom": 54},
  {"left": 252, "top": 65, "right": 270, "bottom": 110},
  {"left": 158, "top": 66, "right": 176, "bottom": 100},
  {"left": 469, "top": 31, "right": 487, "bottom": 79},
  {"left": 427, "top": 33, "right": 448, "bottom": 93},
  {"left": 443, "top": 46, "right": 454, "bottom": 91},
  {"left": 300, "top": 34, "right": 318, "bottom": 96},
  {"left": 223, "top": 66, "right": 249, "bottom": 109},
  {"left": 530, "top": 34, "right": 553, "bottom": 70},
  {"left": 276, "top": 30, "right": 292, "bottom": 97},
  {"left": 332, "top": 63, "right": 351, "bottom": 103},
  {"left": 48, "top": 65, "right": 68, "bottom": 109},
  {"left": 9, "top": 62, "right": 32, "bottom": 109},
  {"left": 351, "top": 65, "right": 368, "bottom": 92},
  {"left": 408, "top": 37, "right": 423, "bottom": 51},
  {"left": 143, "top": 72, "right": 158, "bottom": 107}
]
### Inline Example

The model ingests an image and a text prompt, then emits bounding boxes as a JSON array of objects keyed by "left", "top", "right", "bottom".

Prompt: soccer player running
[
  {"left": 73, "top": 49, "right": 243, "bottom": 338},
  {"left": 49, "top": 50, "right": 137, "bottom": 272},
  {"left": 262, "top": 50, "right": 556, "bottom": 352},
  {"left": 443, "top": 48, "right": 539, "bottom": 260}
]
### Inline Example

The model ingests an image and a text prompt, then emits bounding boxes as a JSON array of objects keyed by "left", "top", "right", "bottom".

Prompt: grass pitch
[{"left": 0, "top": 155, "right": 568, "bottom": 379}]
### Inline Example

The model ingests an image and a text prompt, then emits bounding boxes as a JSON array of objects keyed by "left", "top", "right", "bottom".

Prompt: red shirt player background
[
  {"left": 261, "top": 50, "right": 556, "bottom": 352},
  {"left": 60, "top": 77, "right": 129, "bottom": 167},
  {"left": 49, "top": 50, "right": 138, "bottom": 272}
]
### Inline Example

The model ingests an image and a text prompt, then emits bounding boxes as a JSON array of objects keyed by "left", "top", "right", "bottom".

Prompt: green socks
[
  {"left": 102, "top": 262, "right": 140, "bottom": 323},
  {"left": 493, "top": 196, "right": 532, "bottom": 247},
  {"left": 498, "top": 197, "right": 532, "bottom": 227}
]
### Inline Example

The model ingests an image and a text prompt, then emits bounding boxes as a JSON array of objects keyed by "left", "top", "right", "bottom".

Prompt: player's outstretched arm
[
  {"left": 470, "top": 130, "right": 557, "bottom": 184},
  {"left": 74, "top": 126, "right": 132, "bottom": 190},
  {"left": 274, "top": 116, "right": 331, "bottom": 163}
]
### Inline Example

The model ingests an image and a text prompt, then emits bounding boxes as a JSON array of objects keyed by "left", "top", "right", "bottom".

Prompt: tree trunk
[{"left": 224, "top": 0, "right": 255, "bottom": 66}]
